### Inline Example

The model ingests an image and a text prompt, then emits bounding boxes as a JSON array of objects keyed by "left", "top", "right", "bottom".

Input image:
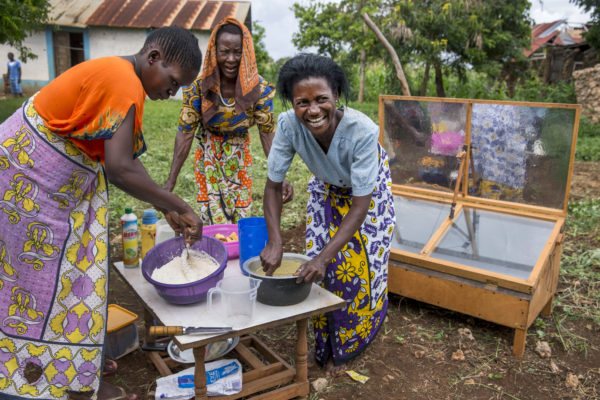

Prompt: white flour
[{"left": 151, "top": 251, "right": 220, "bottom": 284}]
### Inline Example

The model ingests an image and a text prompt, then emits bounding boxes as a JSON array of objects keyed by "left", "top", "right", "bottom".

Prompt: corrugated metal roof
[
  {"left": 48, "top": 0, "right": 250, "bottom": 30},
  {"left": 48, "top": 0, "right": 106, "bottom": 28},
  {"left": 525, "top": 20, "right": 584, "bottom": 57}
]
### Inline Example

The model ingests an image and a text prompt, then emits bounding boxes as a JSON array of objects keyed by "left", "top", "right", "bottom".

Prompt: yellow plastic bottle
[
  {"left": 141, "top": 209, "right": 157, "bottom": 260},
  {"left": 121, "top": 207, "right": 139, "bottom": 268}
]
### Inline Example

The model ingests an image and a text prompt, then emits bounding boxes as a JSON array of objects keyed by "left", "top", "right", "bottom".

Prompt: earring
[{"left": 149, "top": 60, "right": 153, "bottom": 65}]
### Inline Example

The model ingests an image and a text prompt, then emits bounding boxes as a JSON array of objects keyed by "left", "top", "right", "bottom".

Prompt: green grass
[
  {"left": 0, "top": 97, "right": 26, "bottom": 121},
  {"left": 119, "top": 98, "right": 381, "bottom": 233},
  {"left": 1, "top": 94, "right": 598, "bottom": 233}
]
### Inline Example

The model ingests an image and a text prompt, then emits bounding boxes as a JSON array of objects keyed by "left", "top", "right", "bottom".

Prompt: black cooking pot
[{"left": 242, "top": 253, "right": 312, "bottom": 306}]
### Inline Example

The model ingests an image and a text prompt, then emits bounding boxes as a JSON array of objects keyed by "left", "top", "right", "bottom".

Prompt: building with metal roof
[
  {"left": 525, "top": 20, "right": 597, "bottom": 84},
  {"left": 1, "top": 0, "right": 251, "bottom": 92}
]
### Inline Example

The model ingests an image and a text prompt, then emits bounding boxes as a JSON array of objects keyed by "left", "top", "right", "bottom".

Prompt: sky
[{"left": 250, "top": 0, "right": 593, "bottom": 61}]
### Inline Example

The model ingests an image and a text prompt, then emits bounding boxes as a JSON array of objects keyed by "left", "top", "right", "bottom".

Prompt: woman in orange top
[{"left": 0, "top": 26, "right": 202, "bottom": 400}]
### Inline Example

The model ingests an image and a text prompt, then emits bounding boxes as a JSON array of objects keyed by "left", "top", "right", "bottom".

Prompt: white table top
[{"left": 113, "top": 258, "right": 345, "bottom": 350}]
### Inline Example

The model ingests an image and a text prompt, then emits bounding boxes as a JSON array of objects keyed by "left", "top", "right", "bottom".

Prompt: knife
[{"left": 149, "top": 326, "right": 233, "bottom": 336}]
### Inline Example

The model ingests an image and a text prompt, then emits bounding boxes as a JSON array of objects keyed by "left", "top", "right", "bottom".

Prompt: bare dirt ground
[{"left": 105, "top": 161, "right": 600, "bottom": 400}]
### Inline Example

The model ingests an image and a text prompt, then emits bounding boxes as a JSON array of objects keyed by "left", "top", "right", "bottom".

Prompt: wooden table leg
[
  {"left": 194, "top": 346, "right": 207, "bottom": 400},
  {"left": 541, "top": 295, "right": 554, "bottom": 317},
  {"left": 512, "top": 328, "right": 527, "bottom": 357},
  {"left": 295, "top": 319, "right": 308, "bottom": 385},
  {"left": 144, "top": 309, "right": 154, "bottom": 344}
]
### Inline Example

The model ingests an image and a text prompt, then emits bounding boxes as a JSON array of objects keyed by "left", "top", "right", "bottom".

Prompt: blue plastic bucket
[{"left": 238, "top": 217, "right": 268, "bottom": 275}]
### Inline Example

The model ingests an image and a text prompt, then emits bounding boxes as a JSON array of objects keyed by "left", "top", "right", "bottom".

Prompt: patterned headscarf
[{"left": 200, "top": 17, "right": 260, "bottom": 128}]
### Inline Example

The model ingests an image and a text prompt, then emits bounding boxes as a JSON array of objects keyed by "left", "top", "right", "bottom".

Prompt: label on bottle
[
  {"left": 122, "top": 219, "right": 138, "bottom": 267},
  {"left": 141, "top": 224, "right": 157, "bottom": 260}
]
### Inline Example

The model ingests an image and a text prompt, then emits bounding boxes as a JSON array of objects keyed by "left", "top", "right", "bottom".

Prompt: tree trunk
[
  {"left": 358, "top": 48, "right": 366, "bottom": 103},
  {"left": 362, "top": 12, "right": 411, "bottom": 96},
  {"left": 420, "top": 62, "right": 430, "bottom": 96},
  {"left": 434, "top": 61, "right": 446, "bottom": 97}
]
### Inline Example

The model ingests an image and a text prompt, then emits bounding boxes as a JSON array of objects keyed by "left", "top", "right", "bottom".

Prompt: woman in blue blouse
[{"left": 261, "top": 54, "right": 396, "bottom": 372}]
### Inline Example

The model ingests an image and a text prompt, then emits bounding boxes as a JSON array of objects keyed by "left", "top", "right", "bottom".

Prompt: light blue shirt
[
  {"left": 268, "top": 107, "right": 379, "bottom": 196},
  {"left": 7, "top": 60, "right": 20, "bottom": 79}
]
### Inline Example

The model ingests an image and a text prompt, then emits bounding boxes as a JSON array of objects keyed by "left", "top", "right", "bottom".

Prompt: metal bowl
[
  {"left": 142, "top": 236, "right": 227, "bottom": 305},
  {"left": 242, "top": 253, "right": 312, "bottom": 306},
  {"left": 167, "top": 336, "right": 239, "bottom": 364}
]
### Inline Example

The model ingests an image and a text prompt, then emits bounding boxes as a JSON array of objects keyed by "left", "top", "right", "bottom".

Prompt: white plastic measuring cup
[{"left": 207, "top": 276, "right": 261, "bottom": 329}]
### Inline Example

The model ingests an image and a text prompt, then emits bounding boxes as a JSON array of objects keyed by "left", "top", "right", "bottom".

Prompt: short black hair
[
  {"left": 141, "top": 26, "right": 202, "bottom": 74},
  {"left": 277, "top": 53, "right": 349, "bottom": 106},
  {"left": 216, "top": 23, "right": 243, "bottom": 42}
]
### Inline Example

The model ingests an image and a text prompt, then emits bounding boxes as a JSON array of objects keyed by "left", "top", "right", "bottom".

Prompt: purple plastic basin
[
  {"left": 142, "top": 236, "right": 228, "bottom": 305},
  {"left": 202, "top": 224, "right": 239, "bottom": 259}
]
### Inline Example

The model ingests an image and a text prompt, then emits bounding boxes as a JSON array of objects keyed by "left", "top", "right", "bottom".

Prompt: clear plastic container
[
  {"left": 155, "top": 218, "right": 175, "bottom": 244},
  {"left": 105, "top": 304, "right": 139, "bottom": 360}
]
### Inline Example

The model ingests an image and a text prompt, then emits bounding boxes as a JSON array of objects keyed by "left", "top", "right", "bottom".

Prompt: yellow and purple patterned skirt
[
  {"left": 306, "top": 144, "right": 395, "bottom": 366},
  {"left": 0, "top": 98, "right": 108, "bottom": 398}
]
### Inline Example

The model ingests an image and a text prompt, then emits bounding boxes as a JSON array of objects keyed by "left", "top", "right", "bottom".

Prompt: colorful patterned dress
[
  {"left": 178, "top": 77, "right": 275, "bottom": 224},
  {"left": 306, "top": 144, "right": 395, "bottom": 366},
  {"left": 268, "top": 108, "right": 396, "bottom": 366},
  {"left": 0, "top": 57, "right": 145, "bottom": 398}
]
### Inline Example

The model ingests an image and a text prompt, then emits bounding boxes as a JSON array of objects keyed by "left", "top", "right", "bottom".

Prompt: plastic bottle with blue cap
[
  {"left": 141, "top": 208, "right": 158, "bottom": 260},
  {"left": 121, "top": 206, "right": 139, "bottom": 268}
]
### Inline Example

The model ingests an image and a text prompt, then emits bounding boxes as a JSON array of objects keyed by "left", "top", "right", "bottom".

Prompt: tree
[
  {"left": 0, "top": 0, "right": 50, "bottom": 61},
  {"left": 385, "top": 0, "right": 531, "bottom": 96},
  {"left": 570, "top": 0, "right": 600, "bottom": 51},
  {"left": 251, "top": 21, "right": 272, "bottom": 75},
  {"left": 292, "top": 0, "right": 383, "bottom": 102}
]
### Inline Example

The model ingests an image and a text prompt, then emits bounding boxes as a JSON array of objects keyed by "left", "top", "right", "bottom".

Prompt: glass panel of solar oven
[
  {"left": 431, "top": 207, "right": 555, "bottom": 280},
  {"left": 392, "top": 195, "right": 449, "bottom": 254},
  {"left": 382, "top": 99, "right": 468, "bottom": 193},
  {"left": 470, "top": 104, "right": 576, "bottom": 209}
]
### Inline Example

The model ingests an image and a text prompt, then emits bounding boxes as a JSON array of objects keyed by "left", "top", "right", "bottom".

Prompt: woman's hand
[
  {"left": 294, "top": 257, "right": 328, "bottom": 283},
  {"left": 260, "top": 242, "right": 283, "bottom": 276},
  {"left": 164, "top": 210, "right": 203, "bottom": 246},
  {"left": 281, "top": 179, "right": 294, "bottom": 204}
]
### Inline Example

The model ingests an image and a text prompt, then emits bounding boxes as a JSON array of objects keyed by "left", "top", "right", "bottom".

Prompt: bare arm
[
  {"left": 259, "top": 178, "right": 284, "bottom": 274},
  {"left": 163, "top": 128, "right": 195, "bottom": 192},
  {"left": 295, "top": 194, "right": 372, "bottom": 283},
  {"left": 104, "top": 106, "right": 202, "bottom": 243}
]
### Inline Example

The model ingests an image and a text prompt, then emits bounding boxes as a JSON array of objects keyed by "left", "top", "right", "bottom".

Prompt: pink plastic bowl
[{"left": 202, "top": 224, "right": 239, "bottom": 259}]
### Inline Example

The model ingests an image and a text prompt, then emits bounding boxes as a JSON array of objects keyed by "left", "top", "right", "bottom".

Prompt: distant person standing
[{"left": 7, "top": 52, "right": 23, "bottom": 96}]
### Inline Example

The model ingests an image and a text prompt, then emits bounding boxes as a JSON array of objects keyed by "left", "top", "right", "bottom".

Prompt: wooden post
[
  {"left": 194, "top": 346, "right": 207, "bottom": 400},
  {"left": 144, "top": 309, "right": 153, "bottom": 345},
  {"left": 295, "top": 319, "right": 309, "bottom": 385},
  {"left": 513, "top": 328, "right": 527, "bottom": 357},
  {"left": 541, "top": 296, "right": 554, "bottom": 317}
]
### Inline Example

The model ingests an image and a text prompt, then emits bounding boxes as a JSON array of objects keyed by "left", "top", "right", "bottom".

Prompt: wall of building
[
  {"left": 88, "top": 27, "right": 208, "bottom": 64},
  {"left": 0, "top": 30, "right": 51, "bottom": 92},
  {"left": 1, "top": 26, "right": 209, "bottom": 97}
]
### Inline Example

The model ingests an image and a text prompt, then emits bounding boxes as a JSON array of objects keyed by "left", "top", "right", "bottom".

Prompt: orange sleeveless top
[{"left": 34, "top": 56, "right": 146, "bottom": 163}]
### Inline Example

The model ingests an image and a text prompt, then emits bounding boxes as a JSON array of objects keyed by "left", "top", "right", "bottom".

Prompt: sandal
[{"left": 102, "top": 358, "right": 118, "bottom": 376}]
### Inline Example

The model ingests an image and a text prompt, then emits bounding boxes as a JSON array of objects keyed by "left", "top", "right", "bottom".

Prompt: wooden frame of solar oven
[{"left": 379, "top": 95, "right": 581, "bottom": 356}]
